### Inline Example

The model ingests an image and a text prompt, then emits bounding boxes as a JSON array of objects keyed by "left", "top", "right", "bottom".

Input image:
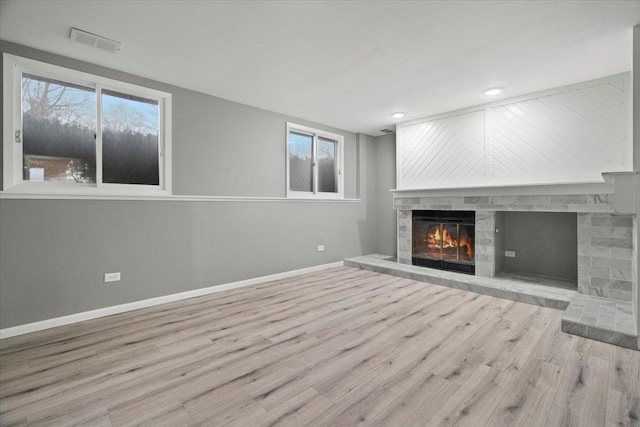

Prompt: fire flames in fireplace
[
  {"left": 419, "top": 223, "right": 474, "bottom": 263},
  {"left": 426, "top": 226, "right": 474, "bottom": 259},
  {"left": 412, "top": 210, "right": 475, "bottom": 274}
]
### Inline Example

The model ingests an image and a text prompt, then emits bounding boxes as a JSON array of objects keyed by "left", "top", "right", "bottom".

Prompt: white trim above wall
[
  {"left": 0, "top": 260, "right": 345, "bottom": 339},
  {"left": 0, "top": 192, "right": 361, "bottom": 202},
  {"left": 391, "top": 179, "right": 615, "bottom": 198}
]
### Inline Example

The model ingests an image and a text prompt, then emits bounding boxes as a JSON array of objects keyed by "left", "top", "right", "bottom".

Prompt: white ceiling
[{"left": 1, "top": 1, "right": 639, "bottom": 136}]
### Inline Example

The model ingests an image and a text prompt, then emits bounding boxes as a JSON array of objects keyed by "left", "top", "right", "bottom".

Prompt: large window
[
  {"left": 3, "top": 54, "right": 171, "bottom": 196},
  {"left": 286, "top": 123, "right": 343, "bottom": 199}
]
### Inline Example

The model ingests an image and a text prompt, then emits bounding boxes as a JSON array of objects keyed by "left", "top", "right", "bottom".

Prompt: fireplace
[{"left": 412, "top": 210, "right": 475, "bottom": 275}]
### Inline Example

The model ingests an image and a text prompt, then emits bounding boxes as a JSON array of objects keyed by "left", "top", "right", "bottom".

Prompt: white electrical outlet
[
  {"left": 317, "top": 245, "right": 325, "bottom": 252},
  {"left": 505, "top": 251, "right": 516, "bottom": 258},
  {"left": 104, "top": 272, "right": 121, "bottom": 282}
]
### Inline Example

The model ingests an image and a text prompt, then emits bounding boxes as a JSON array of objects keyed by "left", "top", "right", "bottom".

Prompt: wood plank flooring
[{"left": 0, "top": 266, "right": 639, "bottom": 426}]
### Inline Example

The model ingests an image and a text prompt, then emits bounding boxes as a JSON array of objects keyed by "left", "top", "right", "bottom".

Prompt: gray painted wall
[
  {"left": 375, "top": 133, "right": 396, "bottom": 256},
  {"left": 0, "top": 42, "right": 378, "bottom": 328},
  {"left": 358, "top": 133, "right": 377, "bottom": 220},
  {"left": 502, "top": 212, "right": 578, "bottom": 281},
  {"left": 0, "top": 199, "right": 375, "bottom": 328},
  {"left": 632, "top": 23, "right": 639, "bottom": 346}
]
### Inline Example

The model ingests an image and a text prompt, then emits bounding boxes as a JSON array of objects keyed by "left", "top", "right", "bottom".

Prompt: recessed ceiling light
[
  {"left": 391, "top": 112, "right": 405, "bottom": 119},
  {"left": 484, "top": 88, "right": 502, "bottom": 96}
]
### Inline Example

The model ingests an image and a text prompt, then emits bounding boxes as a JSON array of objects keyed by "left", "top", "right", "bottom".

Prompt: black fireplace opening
[{"left": 412, "top": 210, "right": 475, "bottom": 275}]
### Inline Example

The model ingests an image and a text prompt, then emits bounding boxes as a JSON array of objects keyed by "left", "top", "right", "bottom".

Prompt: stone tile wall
[
  {"left": 397, "top": 210, "right": 412, "bottom": 265},
  {"left": 475, "top": 211, "right": 496, "bottom": 278},
  {"left": 634, "top": 217, "right": 639, "bottom": 324},
  {"left": 394, "top": 194, "right": 614, "bottom": 213},
  {"left": 578, "top": 213, "right": 634, "bottom": 302},
  {"left": 395, "top": 192, "right": 636, "bottom": 303}
]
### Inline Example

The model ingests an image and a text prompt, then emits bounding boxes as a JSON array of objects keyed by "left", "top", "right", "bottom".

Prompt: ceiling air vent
[
  {"left": 70, "top": 28, "right": 121, "bottom": 53},
  {"left": 379, "top": 129, "right": 395, "bottom": 134}
]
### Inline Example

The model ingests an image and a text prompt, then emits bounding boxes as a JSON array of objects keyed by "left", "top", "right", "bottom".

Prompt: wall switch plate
[
  {"left": 317, "top": 245, "right": 325, "bottom": 252},
  {"left": 104, "top": 272, "right": 121, "bottom": 282},
  {"left": 505, "top": 251, "right": 516, "bottom": 258}
]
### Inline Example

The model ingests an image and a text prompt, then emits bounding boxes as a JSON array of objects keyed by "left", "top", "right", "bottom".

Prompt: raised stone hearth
[
  {"left": 345, "top": 254, "right": 574, "bottom": 309},
  {"left": 388, "top": 173, "right": 639, "bottom": 349}
]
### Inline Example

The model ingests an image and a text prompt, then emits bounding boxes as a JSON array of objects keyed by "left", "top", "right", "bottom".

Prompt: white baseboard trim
[{"left": 0, "top": 260, "right": 345, "bottom": 339}]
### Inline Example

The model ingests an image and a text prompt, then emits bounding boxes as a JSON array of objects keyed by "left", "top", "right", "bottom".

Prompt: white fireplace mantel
[
  {"left": 391, "top": 180, "right": 613, "bottom": 198},
  {"left": 391, "top": 172, "right": 638, "bottom": 215}
]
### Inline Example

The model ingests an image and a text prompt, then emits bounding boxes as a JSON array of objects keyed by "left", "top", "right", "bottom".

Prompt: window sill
[
  {"left": 1, "top": 182, "right": 171, "bottom": 198},
  {"left": 0, "top": 191, "right": 362, "bottom": 203}
]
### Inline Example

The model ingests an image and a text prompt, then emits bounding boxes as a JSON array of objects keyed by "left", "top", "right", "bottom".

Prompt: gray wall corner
[{"left": 374, "top": 133, "right": 397, "bottom": 256}]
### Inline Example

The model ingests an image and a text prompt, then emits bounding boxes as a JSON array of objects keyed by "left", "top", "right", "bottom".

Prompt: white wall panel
[
  {"left": 488, "top": 76, "right": 628, "bottom": 184},
  {"left": 398, "top": 110, "right": 485, "bottom": 189},
  {"left": 397, "top": 74, "right": 630, "bottom": 189}
]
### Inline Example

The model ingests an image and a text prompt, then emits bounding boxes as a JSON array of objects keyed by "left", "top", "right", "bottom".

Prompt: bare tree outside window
[
  {"left": 317, "top": 137, "right": 337, "bottom": 193},
  {"left": 22, "top": 74, "right": 96, "bottom": 182},
  {"left": 102, "top": 90, "right": 159, "bottom": 185},
  {"left": 22, "top": 74, "right": 96, "bottom": 128},
  {"left": 289, "top": 132, "right": 313, "bottom": 192}
]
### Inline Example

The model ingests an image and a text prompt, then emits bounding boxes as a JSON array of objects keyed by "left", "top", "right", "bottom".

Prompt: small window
[
  {"left": 3, "top": 54, "right": 171, "bottom": 196},
  {"left": 286, "top": 123, "right": 343, "bottom": 199}
]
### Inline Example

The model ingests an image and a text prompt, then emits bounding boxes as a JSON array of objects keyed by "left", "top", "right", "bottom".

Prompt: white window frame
[
  {"left": 2, "top": 53, "right": 172, "bottom": 196},
  {"left": 286, "top": 122, "right": 344, "bottom": 199}
]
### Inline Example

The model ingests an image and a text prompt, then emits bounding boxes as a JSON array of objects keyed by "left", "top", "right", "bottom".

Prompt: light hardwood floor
[{"left": 0, "top": 267, "right": 638, "bottom": 426}]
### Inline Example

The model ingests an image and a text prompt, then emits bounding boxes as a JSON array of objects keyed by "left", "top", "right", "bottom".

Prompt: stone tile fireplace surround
[
  {"left": 396, "top": 174, "right": 636, "bottom": 301},
  {"left": 391, "top": 172, "right": 639, "bottom": 349}
]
